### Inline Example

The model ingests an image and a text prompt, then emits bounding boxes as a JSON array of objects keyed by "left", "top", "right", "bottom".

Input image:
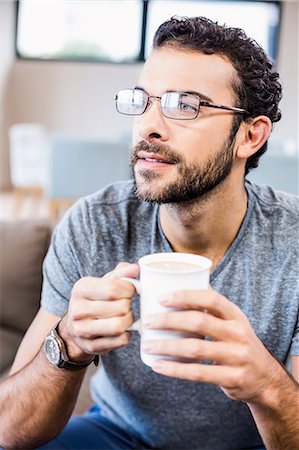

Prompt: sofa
[{"left": 0, "top": 219, "right": 95, "bottom": 414}]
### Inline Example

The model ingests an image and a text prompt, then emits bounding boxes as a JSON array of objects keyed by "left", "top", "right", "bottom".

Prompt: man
[{"left": 0, "top": 16, "right": 298, "bottom": 450}]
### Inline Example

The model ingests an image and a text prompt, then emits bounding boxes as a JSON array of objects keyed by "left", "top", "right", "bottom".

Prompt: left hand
[{"left": 142, "top": 288, "right": 281, "bottom": 403}]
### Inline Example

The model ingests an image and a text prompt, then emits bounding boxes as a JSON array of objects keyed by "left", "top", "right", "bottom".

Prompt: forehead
[{"left": 138, "top": 47, "right": 238, "bottom": 102}]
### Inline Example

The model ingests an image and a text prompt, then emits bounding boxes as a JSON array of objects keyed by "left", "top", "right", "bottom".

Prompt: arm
[
  {"left": 247, "top": 355, "right": 299, "bottom": 450},
  {"left": 140, "top": 289, "right": 299, "bottom": 450},
  {"left": 0, "top": 263, "right": 138, "bottom": 449},
  {"left": 0, "top": 308, "right": 87, "bottom": 448}
]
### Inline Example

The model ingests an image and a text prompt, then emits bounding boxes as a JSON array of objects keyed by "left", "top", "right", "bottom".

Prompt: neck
[{"left": 159, "top": 178, "right": 248, "bottom": 270}]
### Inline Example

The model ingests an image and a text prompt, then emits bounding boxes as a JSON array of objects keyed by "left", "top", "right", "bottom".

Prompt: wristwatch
[{"left": 44, "top": 321, "right": 99, "bottom": 370}]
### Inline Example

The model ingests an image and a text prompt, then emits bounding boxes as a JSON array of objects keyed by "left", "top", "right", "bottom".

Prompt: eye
[
  {"left": 177, "top": 93, "right": 199, "bottom": 115},
  {"left": 178, "top": 102, "right": 197, "bottom": 113}
]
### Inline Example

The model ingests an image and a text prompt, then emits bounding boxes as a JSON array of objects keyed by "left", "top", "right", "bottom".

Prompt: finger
[
  {"left": 160, "top": 289, "right": 242, "bottom": 320},
  {"left": 151, "top": 359, "right": 238, "bottom": 388},
  {"left": 72, "top": 311, "right": 134, "bottom": 339},
  {"left": 78, "top": 333, "right": 132, "bottom": 356},
  {"left": 104, "top": 262, "right": 140, "bottom": 280},
  {"left": 142, "top": 338, "right": 241, "bottom": 365},
  {"left": 70, "top": 298, "right": 132, "bottom": 320},
  {"left": 73, "top": 276, "right": 136, "bottom": 301},
  {"left": 144, "top": 310, "right": 235, "bottom": 341}
]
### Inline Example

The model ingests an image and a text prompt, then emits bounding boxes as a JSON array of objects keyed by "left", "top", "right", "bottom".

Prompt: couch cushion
[
  {"left": 0, "top": 220, "right": 51, "bottom": 372},
  {"left": 0, "top": 327, "right": 24, "bottom": 374}
]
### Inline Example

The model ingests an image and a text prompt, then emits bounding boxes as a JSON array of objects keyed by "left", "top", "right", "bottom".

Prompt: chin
[{"left": 133, "top": 176, "right": 164, "bottom": 203}]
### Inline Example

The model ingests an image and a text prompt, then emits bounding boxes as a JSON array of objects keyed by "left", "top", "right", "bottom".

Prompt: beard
[{"left": 131, "top": 123, "right": 238, "bottom": 205}]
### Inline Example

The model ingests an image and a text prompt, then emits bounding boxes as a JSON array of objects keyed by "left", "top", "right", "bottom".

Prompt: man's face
[{"left": 131, "top": 47, "right": 242, "bottom": 203}]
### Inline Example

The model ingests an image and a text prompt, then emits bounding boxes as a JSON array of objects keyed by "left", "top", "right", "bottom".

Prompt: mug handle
[{"left": 121, "top": 277, "right": 141, "bottom": 334}]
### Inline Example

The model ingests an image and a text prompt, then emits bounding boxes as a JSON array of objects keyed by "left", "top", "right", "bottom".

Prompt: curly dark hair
[{"left": 153, "top": 16, "right": 282, "bottom": 174}]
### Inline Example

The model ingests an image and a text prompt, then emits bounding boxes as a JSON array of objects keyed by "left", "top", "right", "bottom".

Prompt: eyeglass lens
[
  {"left": 116, "top": 89, "right": 147, "bottom": 115},
  {"left": 162, "top": 92, "right": 199, "bottom": 119},
  {"left": 116, "top": 89, "right": 200, "bottom": 119}
]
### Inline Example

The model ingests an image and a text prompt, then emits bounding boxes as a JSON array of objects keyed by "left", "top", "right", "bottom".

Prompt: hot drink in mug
[{"left": 123, "top": 252, "right": 212, "bottom": 367}]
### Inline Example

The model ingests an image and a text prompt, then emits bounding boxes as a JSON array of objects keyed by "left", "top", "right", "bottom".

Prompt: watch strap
[{"left": 51, "top": 321, "right": 99, "bottom": 370}]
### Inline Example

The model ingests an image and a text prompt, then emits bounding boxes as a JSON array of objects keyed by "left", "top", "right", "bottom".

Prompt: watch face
[{"left": 45, "top": 336, "right": 61, "bottom": 365}]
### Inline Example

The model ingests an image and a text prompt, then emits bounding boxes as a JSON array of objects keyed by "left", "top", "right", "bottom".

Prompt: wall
[
  {"left": 0, "top": 0, "right": 298, "bottom": 190},
  {"left": 0, "top": 0, "right": 16, "bottom": 189},
  {"left": 5, "top": 60, "right": 140, "bottom": 141},
  {"left": 270, "top": 0, "right": 299, "bottom": 150}
]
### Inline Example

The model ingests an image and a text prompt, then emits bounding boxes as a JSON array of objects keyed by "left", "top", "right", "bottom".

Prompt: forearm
[
  {"left": 0, "top": 348, "right": 86, "bottom": 449},
  {"left": 248, "top": 365, "right": 299, "bottom": 450}
]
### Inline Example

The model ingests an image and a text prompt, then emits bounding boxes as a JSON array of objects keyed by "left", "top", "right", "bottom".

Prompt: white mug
[{"left": 123, "top": 252, "right": 212, "bottom": 367}]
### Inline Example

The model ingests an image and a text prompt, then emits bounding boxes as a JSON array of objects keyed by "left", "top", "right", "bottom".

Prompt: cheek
[
  {"left": 132, "top": 118, "right": 141, "bottom": 145},
  {"left": 183, "top": 118, "right": 231, "bottom": 151},
  {"left": 175, "top": 131, "right": 224, "bottom": 165}
]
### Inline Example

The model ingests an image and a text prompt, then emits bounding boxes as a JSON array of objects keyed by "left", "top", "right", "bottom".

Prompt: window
[
  {"left": 16, "top": 0, "right": 281, "bottom": 64},
  {"left": 145, "top": 0, "right": 281, "bottom": 62},
  {"left": 16, "top": 0, "right": 143, "bottom": 63}
]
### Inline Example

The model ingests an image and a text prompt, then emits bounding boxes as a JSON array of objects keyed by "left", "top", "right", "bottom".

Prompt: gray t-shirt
[{"left": 41, "top": 180, "right": 299, "bottom": 450}]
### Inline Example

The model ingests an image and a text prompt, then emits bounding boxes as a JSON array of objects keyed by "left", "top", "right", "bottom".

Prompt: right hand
[{"left": 58, "top": 262, "right": 139, "bottom": 362}]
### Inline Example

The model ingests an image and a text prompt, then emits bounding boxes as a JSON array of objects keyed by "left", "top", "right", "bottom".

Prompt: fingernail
[
  {"left": 159, "top": 293, "right": 171, "bottom": 305},
  {"left": 142, "top": 342, "right": 154, "bottom": 353},
  {"left": 152, "top": 360, "right": 165, "bottom": 372},
  {"left": 143, "top": 317, "right": 153, "bottom": 327}
]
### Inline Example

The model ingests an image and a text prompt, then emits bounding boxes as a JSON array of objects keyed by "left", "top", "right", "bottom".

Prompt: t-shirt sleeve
[
  {"left": 289, "top": 251, "right": 299, "bottom": 357},
  {"left": 41, "top": 200, "right": 90, "bottom": 317},
  {"left": 290, "top": 317, "right": 299, "bottom": 356}
]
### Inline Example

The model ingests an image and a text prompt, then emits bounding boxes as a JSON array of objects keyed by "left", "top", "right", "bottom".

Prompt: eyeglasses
[{"left": 114, "top": 88, "right": 248, "bottom": 120}]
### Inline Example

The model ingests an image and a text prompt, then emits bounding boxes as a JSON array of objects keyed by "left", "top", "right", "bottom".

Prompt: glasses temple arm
[{"left": 199, "top": 100, "right": 248, "bottom": 114}]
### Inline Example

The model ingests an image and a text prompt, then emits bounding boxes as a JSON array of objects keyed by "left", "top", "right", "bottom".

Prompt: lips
[{"left": 137, "top": 151, "right": 175, "bottom": 165}]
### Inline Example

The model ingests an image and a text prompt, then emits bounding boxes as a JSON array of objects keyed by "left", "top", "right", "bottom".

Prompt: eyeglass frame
[{"left": 114, "top": 88, "right": 249, "bottom": 120}]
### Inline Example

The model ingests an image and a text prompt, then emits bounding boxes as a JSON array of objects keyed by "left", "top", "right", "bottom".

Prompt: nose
[{"left": 135, "top": 98, "right": 169, "bottom": 143}]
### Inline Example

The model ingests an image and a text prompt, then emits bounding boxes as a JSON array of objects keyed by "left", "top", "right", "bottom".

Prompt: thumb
[{"left": 104, "top": 262, "right": 140, "bottom": 280}]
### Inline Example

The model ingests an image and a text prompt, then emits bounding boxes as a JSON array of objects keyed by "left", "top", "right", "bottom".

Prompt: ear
[{"left": 236, "top": 116, "right": 272, "bottom": 160}]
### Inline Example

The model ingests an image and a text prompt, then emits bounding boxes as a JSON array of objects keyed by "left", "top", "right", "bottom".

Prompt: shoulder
[
  {"left": 246, "top": 181, "right": 298, "bottom": 227},
  {"left": 54, "top": 180, "right": 156, "bottom": 246},
  {"left": 244, "top": 181, "right": 299, "bottom": 270}
]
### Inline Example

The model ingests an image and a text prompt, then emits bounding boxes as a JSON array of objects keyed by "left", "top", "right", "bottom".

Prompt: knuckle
[
  {"left": 99, "top": 345, "right": 111, "bottom": 355},
  {"left": 225, "top": 368, "right": 246, "bottom": 390},
  {"left": 119, "top": 300, "right": 131, "bottom": 316},
  {"left": 122, "top": 300, "right": 131, "bottom": 315},
  {"left": 209, "top": 291, "right": 220, "bottom": 308},
  {"left": 72, "top": 322, "right": 87, "bottom": 339},
  {"left": 189, "top": 339, "right": 203, "bottom": 359},
  {"left": 112, "top": 317, "right": 128, "bottom": 335},
  {"left": 72, "top": 276, "right": 92, "bottom": 296},
  {"left": 231, "top": 323, "right": 248, "bottom": 344},
  {"left": 69, "top": 302, "right": 82, "bottom": 321},
  {"left": 190, "top": 365, "right": 203, "bottom": 382},
  {"left": 237, "top": 345, "right": 251, "bottom": 364},
  {"left": 233, "top": 369, "right": 246, "bottom": 388},
  {"left": 105, "top": 280, "right": 121, "bottom": 300},
  {"left": 119, "top": 333, "right": 130, "bottom": 346},
  {"left": 72, "top": 280, "right": 83, "bottom": 297},
  {"left": 124, "top": 283, "right": 137, "bottom": 298},
  {"left": 193, "top": 312, "right": 204, "bottom": 330},
  {"left": 84, "top": 341, "right": 98, "bottom": 355}
]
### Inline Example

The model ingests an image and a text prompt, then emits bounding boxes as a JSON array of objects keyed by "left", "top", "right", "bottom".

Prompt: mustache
[{"left": 131, "top": 140, "right": 183, "bottom": 165}]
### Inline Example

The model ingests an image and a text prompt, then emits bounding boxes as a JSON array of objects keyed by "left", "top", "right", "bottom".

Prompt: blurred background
[{"left": 0, "top": 0, "right": 298, "bottom": 222}]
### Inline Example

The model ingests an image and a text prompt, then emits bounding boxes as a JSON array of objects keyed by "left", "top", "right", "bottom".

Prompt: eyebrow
[
  {"left": 134, "top": 86, "right": 214, "bottom": 103},
  {"left": 181, "top": 90, "right": 214, "bottom": 103}
]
